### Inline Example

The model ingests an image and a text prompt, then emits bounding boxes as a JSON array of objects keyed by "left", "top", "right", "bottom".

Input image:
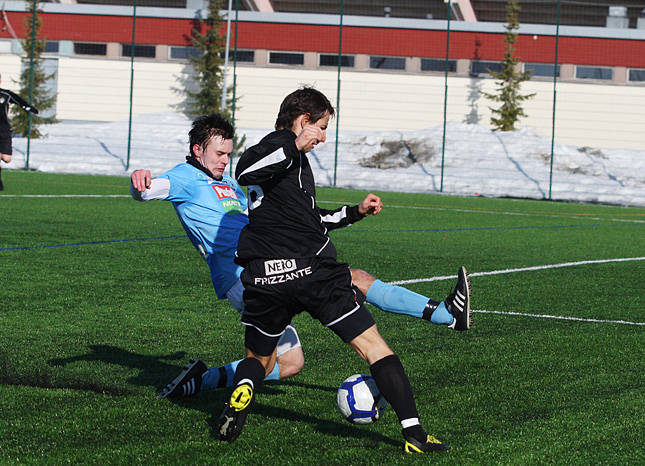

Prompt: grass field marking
[
  {"left": 473, "top": 309, "right": 645, "bottom": 326},
  {"left": 5, "top": 196, "right": 645, "bottom": 223},
  {"left": 388, "top": 256, "right": 645, "bottom": 287},
  {"left": 0, "top": 235, "right": 187, "bottom": 252},
  {"left": 384, "top": 204, "right": 645, "bottom": 224},
  {"left": 0, "top": 194, "right": 131, "bottom": 198},
  {"left": 318, "top": 200, "right": 645, "bottom": 224},
  {"left": 2, "top": 176, "right": 127, "bottom": 189}
]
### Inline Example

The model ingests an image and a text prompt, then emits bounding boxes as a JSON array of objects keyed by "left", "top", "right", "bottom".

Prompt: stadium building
[{"left": 0, "top": 0, "right": 643, "bottom": 149}]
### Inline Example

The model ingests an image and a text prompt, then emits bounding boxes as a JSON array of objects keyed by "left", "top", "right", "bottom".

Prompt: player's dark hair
[
  {"left": 189, "top": 113, "right": 235, "bottom": 157},
  {"left": 274, "top": 86, "right": 335, "bottom": 130}
]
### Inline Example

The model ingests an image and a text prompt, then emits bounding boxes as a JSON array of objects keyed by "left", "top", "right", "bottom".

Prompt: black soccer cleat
[
  {"left": 404, "top": 434, "right": 450, "bottom": 454},
  {"left": 218, "top": 383, "right": 255, "bottom": 443},
  {"left": 446, "top": 266, "right": 472, "bottom": 331},
  {"left": 157, "top": 359, "right": 207, "bottom": 399}
]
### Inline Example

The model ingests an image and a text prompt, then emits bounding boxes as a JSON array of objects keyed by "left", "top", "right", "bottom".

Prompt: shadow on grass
[
  {"left": 46, "top": 344, "right": 189, "bottom": 394},
  {"left": 204, "top": 401, "right": 400, "bottom": 449},
  {"left": 183, "top": 386, "right": 400, "bottom": 449},
  {"left": 44, "top": 345, "right": 400, "bottom": 448}
]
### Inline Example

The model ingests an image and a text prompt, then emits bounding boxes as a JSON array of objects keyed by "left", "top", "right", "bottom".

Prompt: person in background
[{"left": 0, "top": 73, "right": 39, "bottom": 191}]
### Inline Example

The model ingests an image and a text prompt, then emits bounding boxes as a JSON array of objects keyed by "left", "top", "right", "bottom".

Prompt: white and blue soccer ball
[{"left": 336, "top": 374, "right": 388, "bottom": 425}]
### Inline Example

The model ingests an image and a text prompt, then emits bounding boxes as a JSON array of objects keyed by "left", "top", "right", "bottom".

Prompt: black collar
[{"left": 185, "top": 155, "right": 221, "bottom": 181}]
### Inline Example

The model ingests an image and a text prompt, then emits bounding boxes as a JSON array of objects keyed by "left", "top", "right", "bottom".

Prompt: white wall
[
  {"left": 0, "top": 54, "right": 25, "bottom": 88},
  {"left": 232, "top": 66, "right": 645, "bottom": 151},
  {"left": 2, "top": 54, "right": 644, "bottom": 151},
  {"left": 55, "top": 57, "right": 193, "bottom": 121}
]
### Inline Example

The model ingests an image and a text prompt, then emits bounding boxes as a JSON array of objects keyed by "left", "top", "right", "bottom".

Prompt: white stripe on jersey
[
  {"left": 320, "top": 205, "right": 348, "bottom": 224},
  {"left": 237, "top": 147, "right": 289, "bottom": 179}
]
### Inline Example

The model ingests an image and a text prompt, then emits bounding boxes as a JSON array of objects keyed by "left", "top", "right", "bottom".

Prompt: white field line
[
  {"left": 11, "top": 196, "right": 645, "bottom": 223},
  {"left": 386, "top": 204, "right": 645, "bottom": 224},
  {"left": 388, "top": 256, "right": 645, "bottom": 327},
  {"left": 472, "top": 309, "right": 645, "bottom": 326},
  {"left": 389, "top": 257, "right": 645, "bottom": 286},
  {"left": 319, "top": 200, "right": 645, "bottom": 224},
  {"left": 6, "top": 196, "right": 644, "bottom": 324}
]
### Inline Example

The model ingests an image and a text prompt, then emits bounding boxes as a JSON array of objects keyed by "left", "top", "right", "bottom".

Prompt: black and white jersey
[
  {"left": 235, "top": 129, "right": 364, "bottom": 263},
  {"left": 0, "top": 88, "right": 38, "bottom": 135}
]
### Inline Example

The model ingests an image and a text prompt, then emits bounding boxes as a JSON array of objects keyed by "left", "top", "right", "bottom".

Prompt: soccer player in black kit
[
  {"left": 218, "top": 86, "right": 471, "bottom": 453},
  {"left": 0, "top": 74, "right": 39, "bottom": 190}
]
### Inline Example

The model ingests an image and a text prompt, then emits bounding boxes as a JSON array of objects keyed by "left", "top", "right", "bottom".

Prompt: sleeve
[
  {"left": 7, "top": 90, "right": 39, "bottom": 114},
  {"left": 130, "top": 177, "right": 171, "bottom": 202},
  {"left": 235, "top": 132, "right": 300, "bottom": 186},
  {"left": 319, "top": 204, "right": 365, "bottom": 231}
]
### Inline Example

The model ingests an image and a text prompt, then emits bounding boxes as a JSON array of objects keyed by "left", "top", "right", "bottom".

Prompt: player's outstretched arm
[{"left": 130, "top": 170, "right": 171, "bottom": 202}]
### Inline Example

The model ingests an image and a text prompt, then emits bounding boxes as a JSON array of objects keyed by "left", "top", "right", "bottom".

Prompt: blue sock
[
  {"left": 265, "top": 361, "right": 281, "bottom": 381},
  {"left": 365, "top": 279, "right": 428, "bottom": 319},
  {"left": 201, "top": 359, "right": 281, "bottom": 390},
  {"left": 430, "top": 302, "right": 455, "bottom": 325},
  {"left": 201, "top": 359, "right": 239, "bottom": 390}
]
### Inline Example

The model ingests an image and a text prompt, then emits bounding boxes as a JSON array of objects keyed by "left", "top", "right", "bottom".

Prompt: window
[
  {"left": 525, "top": 63, "right": 560, "bottom": 78},
  {"left": 74, "top": 42, "right": 107, "bottom": 56},
  {"left": 628, "top": 69, "right": 645, "bottom": 82},
  {"left": 269, "top": 52, "right": 304, "bottom": 65},
  {"left": 370, "top": 56, "right": 405, "bottom": 70},
  {"left": 44, "top": 41, "right": 59, "bottom": 54},
  {"left": 319, "top": 54, "right": 354, "bottom": 68},
  {"left": 421, "top": 58, "right": 456, "bottom": 73},
  {"left": 222, "top": 50, "right": 255, "bottom": 62},
  {"left": 122, "top": 44, "right": 156, "bottom": 58},
  {"left": 169, "top": 46, "right": 201, "bottom": 60},
  {"left": 470, "top": 61, "right": 502, "bottom": 77},
  {"left": 576, "top": 66, "right": 612, "bottom": 80}
]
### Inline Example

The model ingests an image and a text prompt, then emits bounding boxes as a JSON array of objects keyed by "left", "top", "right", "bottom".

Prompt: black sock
[
  {"left": 233, "top": 357, "right": 266, "bottom": 391},
  {"left": 370, "top": 354, "right": 426, "bottom": 441},
  {"left": 216, "top": 365, "right": 228, "bottom": 389}
]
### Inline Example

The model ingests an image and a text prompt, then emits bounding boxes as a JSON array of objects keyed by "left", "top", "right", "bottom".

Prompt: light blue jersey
[{"left": 137, "top": 163, "right": 249, "bottom": 299}]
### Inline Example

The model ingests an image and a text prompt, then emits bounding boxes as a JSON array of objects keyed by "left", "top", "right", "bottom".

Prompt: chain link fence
[{"left": 2, "top": 2, "right": 644, "bottom": 205}]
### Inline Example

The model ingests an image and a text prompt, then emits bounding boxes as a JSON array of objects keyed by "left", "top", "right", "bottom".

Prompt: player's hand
[
  {"left": 131, "top": 169, "right": 152, "bottom": 192},
  {"left": 358, "top": 193, "right": 382, "bottom": 217},
  {"left": 294, "top": 124, "right": 324, "bottom": 153}
]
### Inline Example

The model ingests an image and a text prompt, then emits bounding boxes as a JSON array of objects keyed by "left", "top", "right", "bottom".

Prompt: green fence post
[
  {"left": 548, "top": 0, "right": 561, "bottom": 200},
  {"left": 26, "top": 0, "right": 37, "bottom": 170},
  {"left": 440, "top": 0, "right": 452, "bottom": 192},
  {"left": 333, "top": 0, "right": 344, "bottom": 187},
  {"left": 229, "top": 0, "right": 239, "bottom": 178},
  {"left": 126, "top": 0, "right": 137, "bottom": 171}
]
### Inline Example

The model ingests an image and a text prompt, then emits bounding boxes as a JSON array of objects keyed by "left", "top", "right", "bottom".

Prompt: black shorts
[
  {"left": 0, "top": 133, "right": 12, "bottom": 155},
  {"left": 240, "top": 256, "right": 375, "bottom": 356}
]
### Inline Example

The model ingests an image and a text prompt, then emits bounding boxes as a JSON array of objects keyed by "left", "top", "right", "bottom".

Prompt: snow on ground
[{"left": 7, "top": 112, "right": 645, "bottom": 207}]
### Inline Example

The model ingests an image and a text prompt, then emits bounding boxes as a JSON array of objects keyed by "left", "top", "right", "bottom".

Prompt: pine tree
[
  {"left": 482, "top": 0, "right": 535, "bottom": 131},
  {"left": 12, "top": 0, "right": 57, "bottom": 138},
  {"left": 185, "top": 0, "right": 244, "bottom": 157},
  {"left": 186, "top": 0, "right": 230, "bottom": 118}
]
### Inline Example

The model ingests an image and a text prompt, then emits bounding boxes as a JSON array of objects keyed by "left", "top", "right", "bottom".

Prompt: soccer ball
[{"left": 336, "top": 374, "right": 388, "bottom": 425}]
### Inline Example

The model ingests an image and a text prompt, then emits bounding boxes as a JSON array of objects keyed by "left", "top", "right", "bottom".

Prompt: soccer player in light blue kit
[{"left": 130, "top": 114, "right": 470, "bottom": 399}]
